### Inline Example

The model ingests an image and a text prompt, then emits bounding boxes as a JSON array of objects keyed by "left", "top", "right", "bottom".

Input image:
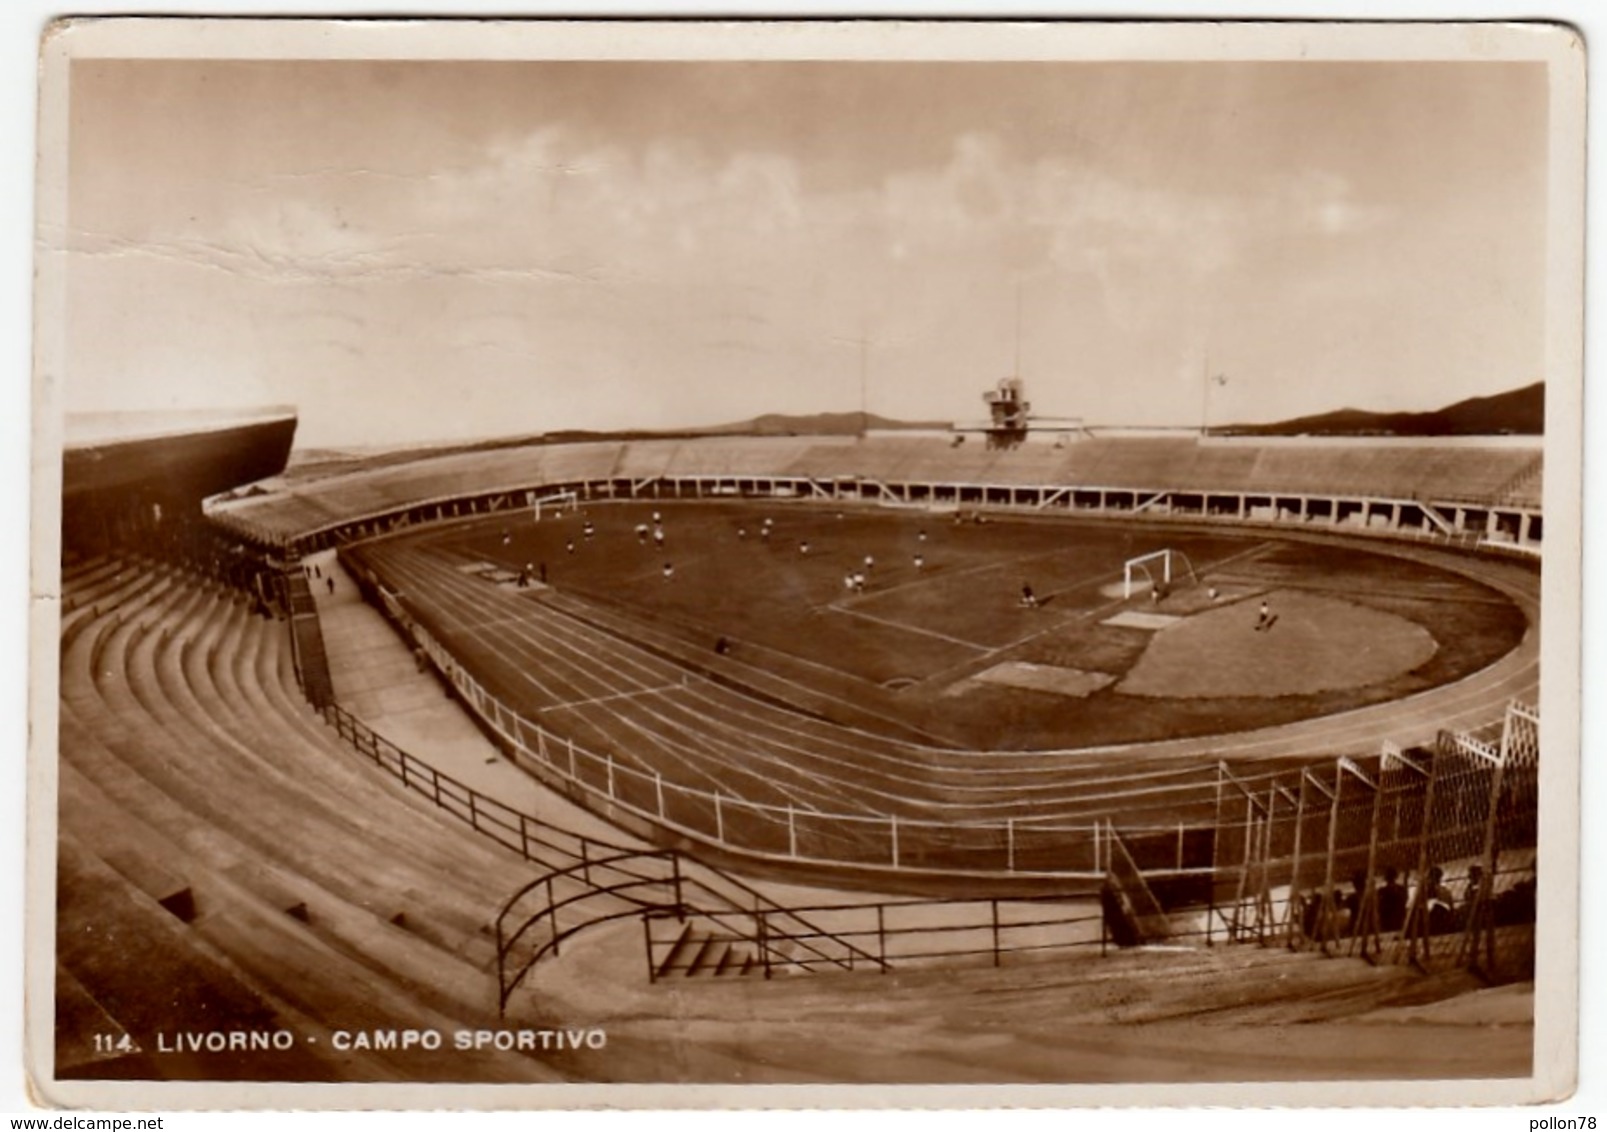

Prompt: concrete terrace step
[
  {"left": 60, "top": 703, "right": 505, "bottom": 1010},
  {"left": 66, "top": 592, "right": 518, "bottom": 954},
  {"left": 228, "top": 619, "right": 561, "bottom": 891},
  {"left": 63, "top": 572, "right": 170, "bottom": 684},
  {"left": 55, "top": 829, "right": 338, "bottom": 1081},
  {"left": 138, "top": 612, "right": 522, "bottom": 935}
]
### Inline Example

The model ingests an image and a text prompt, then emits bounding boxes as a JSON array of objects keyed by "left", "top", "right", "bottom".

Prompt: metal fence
[
  {"left": 393, "top": 607, "right": 1222, "bottom": 881},
  {"left": 1208, "top": 701, "right": 1538, "bottom": 981},
  {"left": 313, "top": 695, "right": 1127, "bottom": 1003},
  {"left": 307, "top": 621, "right": 1536, "bottom": 1004}
]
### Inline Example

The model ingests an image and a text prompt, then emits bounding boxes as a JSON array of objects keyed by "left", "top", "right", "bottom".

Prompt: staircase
[
  {"left": 649, "top": 915, "right": 762, "bottom": 980},
  {"left": 282, "top": 569, "right": 335, "bottom": 709},
  {"left": 1492, "top": 452, "right": 1543, "bottom": 508},
  {"left": 1100, "top": 821, "right": 1174, "bottom": 947}
]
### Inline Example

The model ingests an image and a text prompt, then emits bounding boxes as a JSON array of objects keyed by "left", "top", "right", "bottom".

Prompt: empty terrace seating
[
  {"left": 1415, "top": 448, "right": 1541, "bottom": 502},
  {"left": 1239, "top": 445, "right": 1542, "bottom": 503},
  {"left": 55, "top": 559, "right": 570, "bottom": 1072},
  {"left": 975, "top": 444, "right": 1081, "bottom": 486},
  {"left": 1056, "top": 438, "right": 1200, "bottom": 489},
  {"left": 782, "top": 436, "right": 1014, "bottom": 484},
  {"left": 659, "top": 435, "right": 831, "bottom": 478},
  {"left": 779, "top": 437, "right": 939, "bottom": 481},
  {"left": 216, "top": 442, "right": 627, "bottom": 541},
  {"left": 612, "top": 439, "right": 683, "bottom": 479},
  {"left": 535, "top": 441, "right": 626, "bottom": 485}
]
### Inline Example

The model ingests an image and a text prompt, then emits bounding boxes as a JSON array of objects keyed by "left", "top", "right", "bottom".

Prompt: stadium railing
[
  {"left": 1202, "top": 700, "right": 1538, "bottom": 983},
  {"left": 314, "top": 700, "right": 889, "bottom": 1004},
  {"left": 396, "top": 606, "right": 1167, "bottom": 881},
  {"left": 296, "top": 592, "right": 1535, "bottom": 989}
]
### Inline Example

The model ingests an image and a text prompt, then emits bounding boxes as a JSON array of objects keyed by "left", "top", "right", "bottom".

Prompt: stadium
[
  {"left": 41, "top": 41, "right": 1578, "bottom": 1098},
  {"left": 52, "top": 393, "right": 1543, "bottom": 1085}
]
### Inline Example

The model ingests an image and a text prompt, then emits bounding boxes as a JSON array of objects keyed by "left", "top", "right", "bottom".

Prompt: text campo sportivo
[{"left": 150, "top": 1028, "right": 607, "bottom": 1053}]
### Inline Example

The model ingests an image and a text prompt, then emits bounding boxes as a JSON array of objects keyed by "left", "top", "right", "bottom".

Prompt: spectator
[
  {"left": 1378, "top": 866, "right": 1408, "bottom": 932},
  {"left": 1299, "top": 890, "right": 1321, "bottom": 942},
  {"left": 1424, "top": 866, "right": 1456, "bottom": 935}
]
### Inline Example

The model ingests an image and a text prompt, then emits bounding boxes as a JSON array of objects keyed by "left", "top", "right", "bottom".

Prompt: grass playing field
[{"left": 393, "top": 500, "right": 1526, "bottom": 751}]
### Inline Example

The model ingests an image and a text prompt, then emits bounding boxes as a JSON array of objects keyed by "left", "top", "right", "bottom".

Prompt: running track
[{"left": 347, "top": 527, "right": 1539, "bottom": 831}]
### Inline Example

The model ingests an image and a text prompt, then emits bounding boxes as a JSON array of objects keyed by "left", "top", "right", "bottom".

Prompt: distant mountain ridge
[{"left": 1219, "top": 382, "right": 1542, "bottom": 437}]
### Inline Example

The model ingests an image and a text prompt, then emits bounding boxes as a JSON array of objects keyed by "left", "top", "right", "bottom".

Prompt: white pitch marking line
[{"left": 826, "top": 603, "right": 990, "bottom": 651}]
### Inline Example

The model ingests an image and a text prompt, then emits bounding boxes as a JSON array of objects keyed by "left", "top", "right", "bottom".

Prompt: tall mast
[
  {"left": 1014, "top": 279, "right": 1023, "bottom": 380},
  {"left": 859, "top": 331, "right": 869, "bottom": 437}
]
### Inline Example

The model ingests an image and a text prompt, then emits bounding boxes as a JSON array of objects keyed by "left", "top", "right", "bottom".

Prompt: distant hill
[{"left": 1220, "top": 382, "right": 1543, "bottom": 437}]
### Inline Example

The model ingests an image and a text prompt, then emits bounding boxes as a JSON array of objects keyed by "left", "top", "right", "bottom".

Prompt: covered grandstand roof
[{"left": 63, "top": 406, "right": 298, "bottom": 503}]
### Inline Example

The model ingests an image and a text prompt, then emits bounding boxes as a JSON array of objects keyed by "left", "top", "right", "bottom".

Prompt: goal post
[
  {"left": 1122, "top": 548, "right": 1200, "bottom": 598},
  {"left": 1123, "top": 549, "right": 1170, "bottom": 599},
  {"left": 532, "top": 489, "right": 578, "bottom": 522}
]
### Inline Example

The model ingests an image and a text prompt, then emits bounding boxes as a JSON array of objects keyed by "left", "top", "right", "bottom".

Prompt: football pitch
[{"left": 396, "top": 500, "right": 1527, "bottom": 751}]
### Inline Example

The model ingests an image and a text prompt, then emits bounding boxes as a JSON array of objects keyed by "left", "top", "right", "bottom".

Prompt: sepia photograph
[{"left": 26, "top": 16, "right": 1586, "bottom": 1111}]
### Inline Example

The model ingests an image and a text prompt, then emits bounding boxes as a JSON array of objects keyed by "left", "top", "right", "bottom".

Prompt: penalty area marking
[{"left": 965, "top": 662, "right": 1116, "bottom": 699}]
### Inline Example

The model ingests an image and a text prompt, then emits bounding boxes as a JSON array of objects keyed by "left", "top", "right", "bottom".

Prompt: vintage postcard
[{"left": 28, "top": 17, "right": 1586, "bottom": 1111}]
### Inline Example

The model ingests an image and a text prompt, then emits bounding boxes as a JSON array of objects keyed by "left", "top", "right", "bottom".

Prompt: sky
[{"left": 61, "top": 58, "right": 1550, "bottom": 448}]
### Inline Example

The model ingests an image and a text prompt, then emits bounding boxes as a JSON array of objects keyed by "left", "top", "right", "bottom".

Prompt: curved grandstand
[{"left": 54, "top": 424, "right": 1543, "bottom": 1083}]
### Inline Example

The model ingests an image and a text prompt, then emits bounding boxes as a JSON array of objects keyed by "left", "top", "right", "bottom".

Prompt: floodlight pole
[{"left": 860, "top": 334, "right": 869, "bottom": 438}]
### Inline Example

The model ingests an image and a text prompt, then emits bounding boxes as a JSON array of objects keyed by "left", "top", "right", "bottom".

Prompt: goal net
[
  {"left": 532, "top": 490, "right": 578, "bottom": 522},
  {"left": 1122, "top": 548, "right": 1200, "bottom": 599}
]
